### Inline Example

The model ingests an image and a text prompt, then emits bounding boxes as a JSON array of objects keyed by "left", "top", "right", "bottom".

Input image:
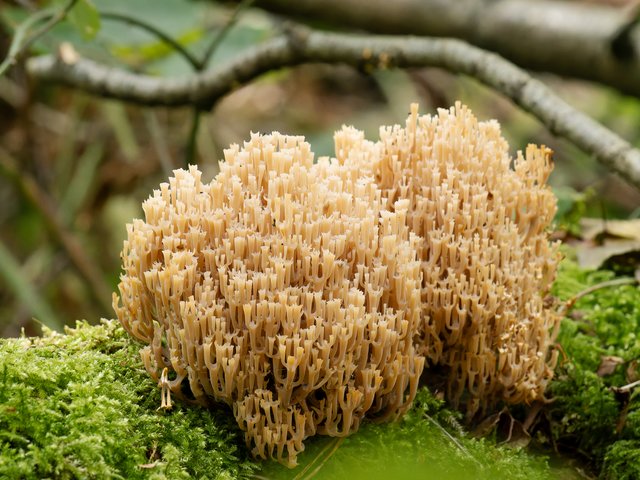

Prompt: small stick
[
  {"left": 425, "top": 414, "right": 482, "bottom": 467},
  {"left": 560, "top": 277, "right": 638, "bottom": 316}
]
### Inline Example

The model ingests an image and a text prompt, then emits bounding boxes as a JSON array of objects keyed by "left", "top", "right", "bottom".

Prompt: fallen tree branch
[
  {"left": 243, "top": 0, "right": 640, "bottom": 98},
  {"left": 26, "top": 26, "right": 640, "bottom": 189}
]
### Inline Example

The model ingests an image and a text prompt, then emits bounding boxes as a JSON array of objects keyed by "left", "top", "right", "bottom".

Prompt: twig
[
  {"left": 424, "top": 414, "right": 482, "bottom": 467},
  {"left": 0, "top": 7, "right": 53, "bottom": 77},
  {"left": 0, "top": 0, "right": 77, "bottom": 77},
  {"left": 560, "top": 277, "right": 638, "bottom": 315},
  {"left": 291, "top": 437, "right": 339, "bottom": 480},
  {"left": 187, "top": 0, "right": 254, "bottom": 164},
  {"left": 0, "top": 146, "right": 113, "bottom": 315},
  {"left": 100, "top": 11, "right": 201, "bottom": 71},
  {"left": 615, "top": 379, "right": 640, "bottom": 393},
  {"left": 201, "top": 0, "right": 255, "bottom": 68},
  {"left": 26, "top": 26, "right": 640, "bottom": 190},
  {"left": 303, "top": 437, "right": 344, "bottom": 479},
  {"left": 185, "top": 108, "right": 201, "bottom": 166},
  {"left": 94, "top": 5, "right": 255, "bottom": 166}
]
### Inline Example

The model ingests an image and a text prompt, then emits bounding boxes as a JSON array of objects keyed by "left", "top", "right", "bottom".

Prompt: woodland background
[
  {"left": 0, "top": 2, "right": 638, "bottom": 333},
  {"left": 2, "top": 2, "right": 640, "bottom": 479}
]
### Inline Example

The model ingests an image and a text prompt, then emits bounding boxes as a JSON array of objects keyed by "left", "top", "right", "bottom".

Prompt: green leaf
[
  {"left": 0, "top": 241, "right": 63, "bottom": 331},
  {"left": 67, "top": 0, "right": 101, "bottom": 40}
]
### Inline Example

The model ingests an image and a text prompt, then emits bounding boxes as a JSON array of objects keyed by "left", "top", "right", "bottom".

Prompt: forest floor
[{"left": 0, "top": 255, "right": 638, "bottom": 480}]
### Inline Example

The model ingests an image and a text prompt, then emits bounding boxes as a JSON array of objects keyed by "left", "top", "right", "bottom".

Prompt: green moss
[
  {"left": 0, "top": 320, "right": 557, "bottom": 479},
  {"left": 260, "top": 389, "right": 553, "bottom": 480},
  {"left": 3, "top": 255, "right": 637, "bottom": 479},
  {"left": 549, "top": 258, "right": 640, "bottom": 478},
  {"left": 0, "top": 320, "right": 256, "bottom": 480}
]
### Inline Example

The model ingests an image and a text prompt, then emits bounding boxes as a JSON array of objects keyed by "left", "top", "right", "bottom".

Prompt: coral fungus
[
  {"left": 335, "top": 103, "right": 561, "bottom": 417},
  {"left": 114, "top": 133, "right": 424, "bottom": 466},
  {"left": 114, "top": 103, "right": 560, "bottom": 465}
]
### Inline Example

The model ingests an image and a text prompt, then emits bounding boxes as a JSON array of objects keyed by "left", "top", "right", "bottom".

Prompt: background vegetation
[
  {"left": 1, "top": 0, "right": 640, "bottom": 336},
  {"left": 1, "top": 1, "right": 640, "bottom": 479},
  {"left": 1, "top": 258, "right": 638, "bottom": 479}
]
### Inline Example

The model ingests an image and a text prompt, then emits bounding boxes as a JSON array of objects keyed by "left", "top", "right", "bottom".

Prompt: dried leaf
[
  {"left": 497, "top": 413, "right": 531, "bottom": 449},
  {"left": 627, "top": 360, "right": 639, "bottom": 383},
  {"left": 580, "top": 218, "right": 640, "bottom": 241},
  {"left": 597, "top": 355, "right": 625, "bottom": 377},
  {"left": 576, "top": 240, "right": 640, "bottom": 269},
  {"left": 472, "top": 409, "right": 505, "bottom": 438}
]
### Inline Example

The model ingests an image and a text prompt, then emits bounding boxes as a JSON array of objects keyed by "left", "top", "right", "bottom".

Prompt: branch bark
[
  {"left": 246, "top": 0, "right": 640, "bottom": 98},
  {"left": 26, "top": 26, "right": 640, "bottom": 189}
]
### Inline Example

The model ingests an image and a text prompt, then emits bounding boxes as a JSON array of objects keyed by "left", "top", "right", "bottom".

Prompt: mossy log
[{"left": 0, "top": 257, "right": 638, "bottom": 479}]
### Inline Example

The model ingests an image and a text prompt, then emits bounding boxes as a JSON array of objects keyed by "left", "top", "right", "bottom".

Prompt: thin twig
[
  {"left": 20, "top": 0, "right": 78, "bottom": 57},
  {"left": 0, "top": 146, "right": 113, "bottom": 315},
  {"left": 26, "top": 26, "right": 640, "bottom": 189},
  {"left": 615, "top": 379, "right": 640, "bottom": 393},
  {"left": 303, "top": 437, "right": 344, "bottom": 480},
  {"left": 186, "top": 0, "right": 254, "bottom": 163},
  {"left": 291, "top": 437, "right": 339, "bottom": 480},
  {"left": 100, "top": 11, "right": 201, "bottom": 70},
  {"left": 0, "top": 7, "right": 53, "bottom": 76},
  {"left": 201, "top": 0, "right": 255, "bottom": 68},
  {"left": 185, "top": 108, "right": 201, "bottom": 166},
  {"left": 424, "top": 414, "right": 482, "bottom": 467},
  {"left": 0, "top": 0, "right": 77, "bottom": 77},
  {"left": 561, "top": 277, "right": 638, "bottom": 315}
]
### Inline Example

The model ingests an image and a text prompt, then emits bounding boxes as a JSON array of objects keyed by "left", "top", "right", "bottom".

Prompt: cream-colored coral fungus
[
  {"left": 113, "top": 133, "right": 425, "bottom": 466},
  {"left": 335, "top": 103, "right": 561, "bottom": 418},
  {"left": 115, "top": 103, "right": 560, "bottom": 465}
]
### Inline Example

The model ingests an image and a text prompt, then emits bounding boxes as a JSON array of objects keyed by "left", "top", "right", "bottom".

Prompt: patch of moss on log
[
  {"left": 1, "top": 256, "right": 638, "bottom": 479},
  {"left": 0, "top": 321, "right": 556, "bottom": 479},
  {"left": 550, "top": 257, "right": 640, "bottom": 480},
  {"left": 0, "top": 320, "right": 256, "bottom": 479}
]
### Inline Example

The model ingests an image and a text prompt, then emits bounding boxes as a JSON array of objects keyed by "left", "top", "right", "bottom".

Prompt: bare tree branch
[
  {"left": 245, "top": 0, "right": 640, "bottom": 98},
  {"left": 201, "top": 0, "right": 255, "bottom": 69},
  {"left": 27, "top": 36, "right": 295, "bottom": 107},
  {"left": 26, "top": 26, "right": 640, "bottom": 189}
]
